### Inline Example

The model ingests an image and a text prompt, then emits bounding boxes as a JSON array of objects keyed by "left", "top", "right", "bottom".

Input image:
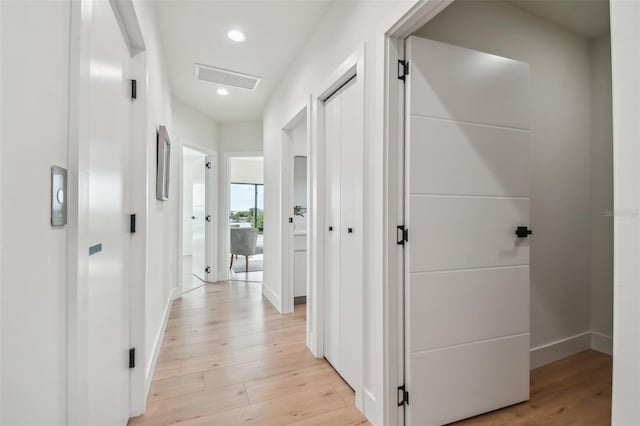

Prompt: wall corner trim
[{"left": 590, "top": 331, "right": 613, "bottom": 356}]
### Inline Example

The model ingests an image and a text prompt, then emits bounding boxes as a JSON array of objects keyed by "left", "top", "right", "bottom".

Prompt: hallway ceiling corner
[{"left": 154, "top": 0, "right": 332, "bottom": 123}]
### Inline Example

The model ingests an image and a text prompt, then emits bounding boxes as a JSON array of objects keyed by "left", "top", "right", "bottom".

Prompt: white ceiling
[
  {"left": 507, "top": 0, "right": 610, "bottom": 39},
  {"left": 154, "top": 1, "right": 332, "bottom": 123}
]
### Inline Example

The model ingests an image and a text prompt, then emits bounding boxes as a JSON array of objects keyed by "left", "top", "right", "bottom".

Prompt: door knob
[
  {"left": 191, "top": 216, "right": 196, "bottom": 220},
  {"left": 347, "top": 227, "right": 353, "bottom": 234},
  {"left": 206, "top": 215, "right": 211, "bottom": 222},
  {"left": 328, "top": 226, "right": 333, "bottom": 232},
  {"left": 289, "top": 217, "right": 293, "bottom": 223},
  {"left": 515, "top": 226, "right": 532, "bottom": 238}
]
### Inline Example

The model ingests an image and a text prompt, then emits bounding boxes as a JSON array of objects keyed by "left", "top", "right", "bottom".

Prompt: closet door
[
  {"left": 323, "top": 75, "right": 363, "bottom": 390},
  {"left": 338, "top": 77, "right": 363, "bottom": 389},
  {"left": 324, "top": 90, "right": 342, "bottom": 368}
]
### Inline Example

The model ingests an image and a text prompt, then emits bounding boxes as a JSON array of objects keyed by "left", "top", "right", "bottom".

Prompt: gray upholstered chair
[{"left": 230, "top": 228, "right": 259, "bottom": 273}]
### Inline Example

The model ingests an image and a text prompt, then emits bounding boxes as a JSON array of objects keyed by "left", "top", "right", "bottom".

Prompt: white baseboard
[
  {"left": 262, "top": 283, "right": 282, "bottom": 313},
  {"left": 144, "top": 289, "right": 175, "bottom": 401},
  {"left": 530, "top": 331, "right": 591, "bottom": 369},
  {"left": 363, "top": 388, "right": 379, "bottom": 425},
  {"left": 590, "top": 331, "right": 613, "bottom": 355}
]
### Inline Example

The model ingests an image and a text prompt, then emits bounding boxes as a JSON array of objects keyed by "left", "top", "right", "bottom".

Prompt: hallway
[{"left": 129, "top": 282, "right": 368, "bottom": 425}]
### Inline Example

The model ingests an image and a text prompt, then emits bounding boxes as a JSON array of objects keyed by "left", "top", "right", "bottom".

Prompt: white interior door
[
  {"left": 323, "top": 76, "right": 363, "bottom": 390},
  {"left": 323, "top": 89, "right": 342, "bottom": 369},
  {"left": 192, "top": 159, "right": 206, "bottom": 281},
  {"left": 87, "top": 1, "right": 131, "bottom": 423},
  {"left": 404, "top": 36, "right": 531, "bottom": 425}
]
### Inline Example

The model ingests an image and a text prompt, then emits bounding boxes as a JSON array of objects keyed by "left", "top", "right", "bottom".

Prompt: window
[{"left": 230, "top": 183, "right": 264, "bottom": 231}]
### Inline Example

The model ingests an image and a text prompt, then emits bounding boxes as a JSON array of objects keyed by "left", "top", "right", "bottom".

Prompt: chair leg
[
  {"left": 245, "top": 255, "right": 249, "bottom": 273},
  {"left": 230, "top": 254, "right": 234, "bottom": 270}
]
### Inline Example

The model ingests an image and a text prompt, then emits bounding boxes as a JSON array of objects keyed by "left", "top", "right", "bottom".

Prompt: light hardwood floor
[
  {"left": 452, "top": 350, "right": 612, "bottom": 425},
  {"left": 129, "top": 281, "right": 369, "bottom": 426},
  {"left": 130, "top": 280, "right": 612, "bottom": 426}
]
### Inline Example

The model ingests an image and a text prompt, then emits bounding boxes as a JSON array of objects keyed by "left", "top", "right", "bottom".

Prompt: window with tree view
[{"left": 230, "top": 183, "right": 264, "bottom": 232}]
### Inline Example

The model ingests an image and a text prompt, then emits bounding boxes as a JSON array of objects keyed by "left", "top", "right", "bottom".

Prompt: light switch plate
[{"left": 51, "top": 165, "right": 67, "bottom": 226}]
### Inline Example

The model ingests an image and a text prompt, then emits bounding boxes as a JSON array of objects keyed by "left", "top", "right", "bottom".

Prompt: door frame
[
  {"left": 380, "top": 1, "right": 640, "bottom": 425},
  {"left": 379, "top": 1, "right": 461, "bottom": 425},
  {"left": 312, "top": 45, "right": 365, "bottom": 407},
  {"left": 67, "top": 0, "right": 147, "bottom": 422},
  {"left": 280, "top": 99, "right": 311, "bottom": 315},
  {"left": 177, "top": 141, "right": 218, "bottom": 291},
  {"left": 220, "top": 151, "right": 263, "bottom": 282}
]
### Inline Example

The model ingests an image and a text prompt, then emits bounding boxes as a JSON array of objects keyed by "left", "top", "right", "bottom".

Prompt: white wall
[
  {"left": 611, "top": 0, "right": 640, "bottom": 422},
  {"left": 229, "top": 157, "right": 264, "bottom": 184},
  {"left": 132, "top": 0, "right": 177, "bottom": 402},
  {"left": 414, "top": 0, "right": 598, "bottom": 357},
  {"left": 589, "top": 34, "right": 614, "bottom": 345},
  {"left": 1, "top": 1, "right": 70, "bottom": 423},
  {"left": 172, "top": 97, "right": 220, "bottom": 151},
  {"left": 262, "top": 1, "right": 415, "bottom": 422},
  {"left": 219, "top": 121, "right": 263, "bottom": 153}
]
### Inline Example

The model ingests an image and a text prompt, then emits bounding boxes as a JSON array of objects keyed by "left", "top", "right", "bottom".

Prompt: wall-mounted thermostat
[{"left": 51, "top": 165, "right": 67, "bottom": 226}]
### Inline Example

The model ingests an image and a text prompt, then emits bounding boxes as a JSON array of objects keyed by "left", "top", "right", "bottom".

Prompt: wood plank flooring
[
  {"left": 452, "top": 350, "right": 612, "bottom": 425},
  {"left": 130, "top": 280, "right": 612, "bottom": 426},
  {"left": 128, "top": 281, "right": 369, "bottom": 426}
]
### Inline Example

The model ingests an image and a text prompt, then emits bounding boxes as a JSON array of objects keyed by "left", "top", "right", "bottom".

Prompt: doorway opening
[
  {"left": 181, "top": 145, "right": 216, "bottom": 294},
  {"left": 281, "top": 103, "right": 310, "bottom": 315},
  {"left": 387, "top": 0, "right": 614, "bottom": 424},
  {"left": 228, "top": 156, "right": 264, "bottom": 282}
]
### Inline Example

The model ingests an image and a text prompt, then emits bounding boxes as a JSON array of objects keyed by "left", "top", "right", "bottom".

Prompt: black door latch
[{"left": 515, "top": 226, "right": 533, "bottom": 238}]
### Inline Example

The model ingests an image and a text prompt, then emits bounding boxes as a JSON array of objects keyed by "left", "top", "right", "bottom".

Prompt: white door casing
[
  {"left": 404, "top": 36, "right": 531, "bottom": 425},
  {"left": 87, "top": 0, "right": 132, "bottom": 423}
]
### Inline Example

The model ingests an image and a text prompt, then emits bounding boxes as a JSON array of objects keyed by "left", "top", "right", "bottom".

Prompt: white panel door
[
  {"left": 192, "top": 159, "right": 206, "bottom": 281},
  {"left": 87, "top": 1, "right": 131, "bottom": 423},
  {"left": 404, "top": 36, "right": 531, "bottom": 425},
  {"left": 323, "top": 91, "right": 341, "bottom": 368},
  {"left": 338, "top": 77, "right": 363, "bottom": 389},
  {"left": 323, "top": 76, "right": 363, "bottom": 390}
]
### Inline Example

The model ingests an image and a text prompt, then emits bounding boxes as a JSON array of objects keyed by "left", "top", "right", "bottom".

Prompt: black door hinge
[
  {"left": 130, "top": 79, "right": 137, "bottom": 100},
  {"left": 398, "top": 385, "right": 409, "bottom": 406},
  {"left": 130, "top": 214, "right": 136, "bottom": 233},
  {"left": 398, "top": 60, "right": 409, "bottom": 81},
  {"left": 205, "top": 266, "right": 211, "bottom": 274},
  {"left": 205, "top": 161, "right": 212, "bottom": 169},
  {"left": 129, "top": 348, "right": 135, "bottom": 369},
  {"left": 397, "top": 225, "right": 408, "bottom": 245}
]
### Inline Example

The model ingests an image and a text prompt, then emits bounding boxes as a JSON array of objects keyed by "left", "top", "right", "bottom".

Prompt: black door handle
[
  {"left": 289, "top": 217, "right": 293, "bottom": 223},
  {"left": 347, "top": 227, "right": 353, "bottom": 234},
  {"left": 191, "top": 216, "right": 196, "bottom": 220},
  {"left": 206, "top": 215, "right": 211, "bottom": 222},
  {"left": 515, "top": 226, "right": 532, "bottom": 238},
  {"left": 328, "top": 226, "right": 333, "bottom": 232}
]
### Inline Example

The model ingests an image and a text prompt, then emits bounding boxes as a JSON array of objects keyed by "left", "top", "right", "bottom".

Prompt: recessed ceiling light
[
  {"left": 227, "top": 30, "right": 246, "bottom": 43},
  {"left": 217, "top": 88, "right": 229, "bottom": 96}
]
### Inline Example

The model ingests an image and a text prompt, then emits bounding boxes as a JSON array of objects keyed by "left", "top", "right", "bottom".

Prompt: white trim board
[
  {"left": 144, "top": 287, "right": 178, "bottom": 403},
  {"left": 262, "top": 283, "right": 282, "bottom": 314},
  {"left": 591, "top": 332, "right": 613, "bottom": 356},
  {"left": 530, "top": 331, "right": 613, "bottom": 369}
]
